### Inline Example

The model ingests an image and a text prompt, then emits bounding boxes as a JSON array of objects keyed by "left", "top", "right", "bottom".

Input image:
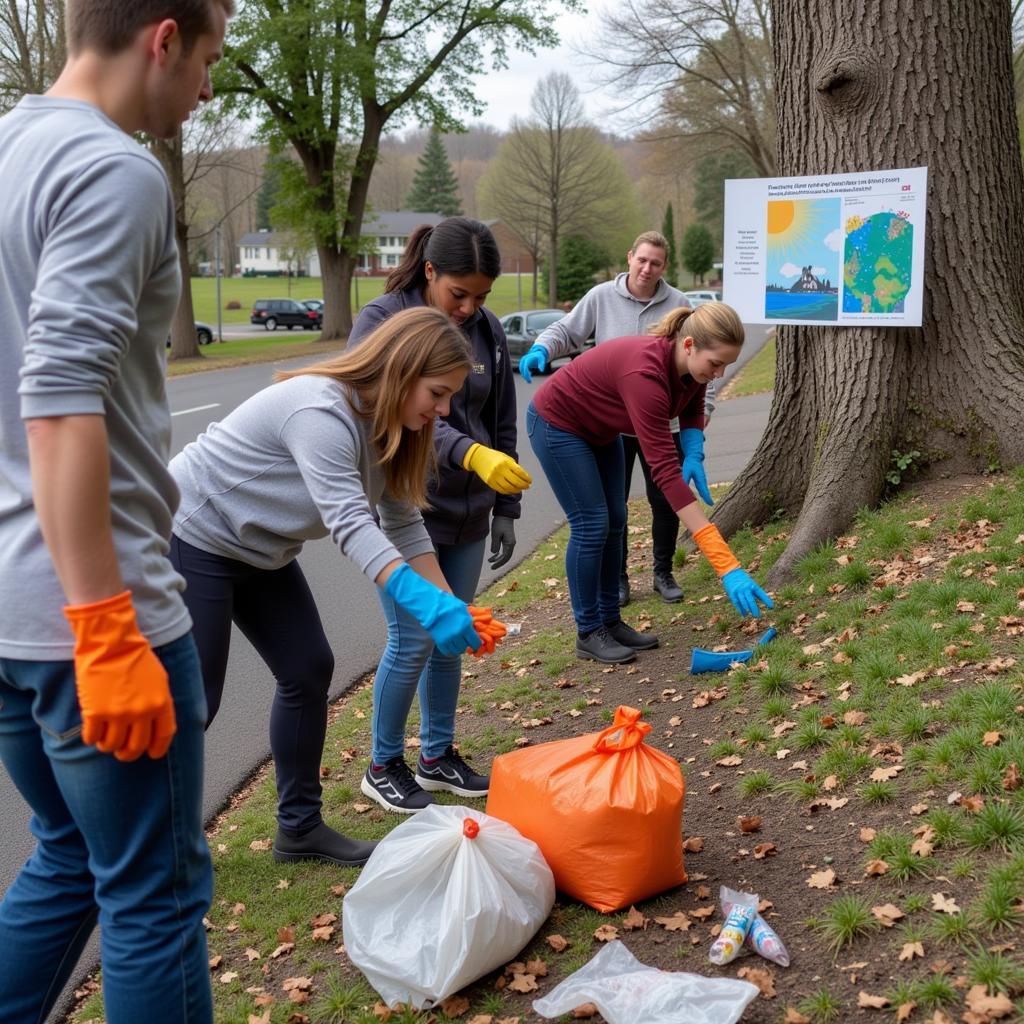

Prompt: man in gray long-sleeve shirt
[
  {"left": 521, "top": 230, "right": 713, "bottom": 606},
  {"left": 0, "top": 3, "right": 233, "bottom": 1020}
]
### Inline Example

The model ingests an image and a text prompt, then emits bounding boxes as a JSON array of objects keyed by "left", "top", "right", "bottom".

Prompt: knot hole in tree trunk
[{"left": 813, "top": 50, "right": 882, "bottom": 115}]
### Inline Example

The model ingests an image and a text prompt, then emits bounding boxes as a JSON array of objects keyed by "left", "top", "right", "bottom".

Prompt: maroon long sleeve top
[{"left": 532, "top": 334, "right": 706, "bottom": 511}]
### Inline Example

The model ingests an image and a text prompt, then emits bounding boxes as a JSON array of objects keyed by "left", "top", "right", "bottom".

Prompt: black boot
[
  {"left": 653, "top": 570, "right": 684, "bottom": 603},
  {"left": 575, "top": 625, "right": 636, "bottom": 664},
  {"left": 273, "top": 822, "right": 378, "bottom": 866},
  {"left": 604, "top": 619, "right": 660, "bottom": 650}
]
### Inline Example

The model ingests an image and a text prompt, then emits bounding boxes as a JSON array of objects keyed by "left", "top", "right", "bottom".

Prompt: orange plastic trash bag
[{"left": 486, "top": 705, "right": 686, "bottom": 912}]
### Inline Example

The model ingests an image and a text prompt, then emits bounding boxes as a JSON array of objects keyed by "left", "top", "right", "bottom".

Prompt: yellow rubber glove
[
  {"left": 63, "top": 590, "right": 177, "bottom": 762},
  {"left": 462, "top": 443, "right": 532, "bottom": 495}
]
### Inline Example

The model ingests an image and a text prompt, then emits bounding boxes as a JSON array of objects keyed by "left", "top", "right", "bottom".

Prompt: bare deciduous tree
[
  {"left": 0, "top": 0, "right": 65, "bottom": 112},
  {"left": 586, "top": 0, "right": 776, "bottom": 177},
  {"left": 478, "top": 73, "right": 637, "bottom": 305}
]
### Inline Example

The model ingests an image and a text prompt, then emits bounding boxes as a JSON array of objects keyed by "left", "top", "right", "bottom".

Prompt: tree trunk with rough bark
[
  {"left": 153, "top": 132, "right": 202, "bottom": 361},
  {"left": 716, "top": 0, "right": 1024, "bottom": 584}
]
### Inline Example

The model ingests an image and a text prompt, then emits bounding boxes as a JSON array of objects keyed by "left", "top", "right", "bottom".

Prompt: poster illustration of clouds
[{"left": 722, "top": 167, "right": 927, "bottom": 327}]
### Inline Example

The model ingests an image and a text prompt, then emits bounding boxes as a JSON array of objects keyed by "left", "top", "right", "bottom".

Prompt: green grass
[
  {"left": 813, "top": 894, "right": 880, "bottom": 950},
  {"left": 189, "top": 273, "right": 535, "bottom": 325},
  {"left": 720, "top": 333, "right": 775, "bottom": 398}
]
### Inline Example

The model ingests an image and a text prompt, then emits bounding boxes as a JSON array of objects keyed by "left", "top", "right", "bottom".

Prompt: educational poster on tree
[{"left": 722, "top": 166, "right": 927, "bottom": 327}]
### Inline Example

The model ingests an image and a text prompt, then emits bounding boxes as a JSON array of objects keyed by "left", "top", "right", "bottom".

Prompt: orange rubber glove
[
  {"left": 692, "top": 524, "right": 742, "bottom": 577},
  {"left": 466, "top": 605, "right": 508, "bottom": 658},
  {"left": 462, "top": 443, "right": 532, "bottom": 495},
  {"left": 63, "top": 590, "right": 177, "bottom": 762}
]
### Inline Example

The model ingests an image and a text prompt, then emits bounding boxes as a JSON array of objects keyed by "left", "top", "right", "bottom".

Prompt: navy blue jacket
[{"left": 347, "top": 288, "right": 521, "bottom": 545}]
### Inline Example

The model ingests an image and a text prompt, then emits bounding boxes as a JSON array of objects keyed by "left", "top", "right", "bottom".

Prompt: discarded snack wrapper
[
  {"left": 690, "top": 627, "right": 777, "bottom": 674},
  {"left": 533, "top": 940, "right": 758, "bottom": 1024},
  {"left": 708, "top": 888, "right": 757, "bottom": 965},
  {"left": 721, "top": 885, "right": 791, "bottom": 967}
]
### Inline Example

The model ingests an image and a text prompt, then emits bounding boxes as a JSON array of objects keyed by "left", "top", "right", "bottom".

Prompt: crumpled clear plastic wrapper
[{"left": 532, "top": 940, "right": 758, "bottom": 1024}]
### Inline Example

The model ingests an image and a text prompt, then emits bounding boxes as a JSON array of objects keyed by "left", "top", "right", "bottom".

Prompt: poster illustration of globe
[
  {"left": 722, "top": 167, "right": 927, "bottom": 327},
  {"left": 843, "top": 210, "right": 913, "bottom": 314}
]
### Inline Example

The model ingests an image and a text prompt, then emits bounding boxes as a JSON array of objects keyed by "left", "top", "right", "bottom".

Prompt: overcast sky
[{"left": 472, "top": 6, "right": 623, "bottom": 130}]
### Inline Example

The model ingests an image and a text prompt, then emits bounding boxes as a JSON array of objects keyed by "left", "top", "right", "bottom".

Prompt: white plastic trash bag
[
  {"left": 533, "top": 941, "right": 759, "bottom": 1024},
  {"left": 342, "top": 804, "right": 555, "bottom": 1009}
]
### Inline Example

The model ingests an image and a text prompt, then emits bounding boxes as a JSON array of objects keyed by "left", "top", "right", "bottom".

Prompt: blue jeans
[
  {"left": 372, "top": 539, "right": 486, "bottom": 763},
  {"left": 527, "top": 403, "right": 626, "bottom": 633},
  {"left": 0, "top": 634, "right": 213, "bottom": 1024}
]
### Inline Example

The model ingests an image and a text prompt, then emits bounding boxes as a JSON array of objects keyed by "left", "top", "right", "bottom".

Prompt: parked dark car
[
  {"left": 166, "top": 321, "right": 214, "bottom": 348},
  {"left": 501, "top": 308, "right": 593, "bottom": 371},
  {"left": 250, "top": 298, "right": 322, "bottom": 331}
]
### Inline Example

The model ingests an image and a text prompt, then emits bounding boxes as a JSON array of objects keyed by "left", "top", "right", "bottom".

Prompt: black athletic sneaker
[
  {"left": 604, "top": 619, "right": 660, "bottom": 650},
  {"left": 361, "top": 757, "right": 434, "bottom": 814},
  {"left": 415, "top": 745, "right": 489, "bottom": 797}
]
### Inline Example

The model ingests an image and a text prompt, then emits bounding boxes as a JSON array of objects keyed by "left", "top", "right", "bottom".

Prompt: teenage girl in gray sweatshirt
[{"left": 169, "top": 308, "right": 487, "bottom": 865}]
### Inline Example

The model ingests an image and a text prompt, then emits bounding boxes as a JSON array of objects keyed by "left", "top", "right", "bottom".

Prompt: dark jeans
[
  {"left": 621, "top": 433, "right": 682, "bottom": 577},
  {"left": 0, "top": 633, "right": 212, "bottom": 1023},
  {"left": 526, "top": 404, "right": 626, "bottom": 633},
  {"left": 170, "top": 534, "right": 334, "bottom": 835}
]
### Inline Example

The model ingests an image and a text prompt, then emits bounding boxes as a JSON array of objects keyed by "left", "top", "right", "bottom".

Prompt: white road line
[{"left": 171, "top": 403, "right": 220, "bottom": 418}]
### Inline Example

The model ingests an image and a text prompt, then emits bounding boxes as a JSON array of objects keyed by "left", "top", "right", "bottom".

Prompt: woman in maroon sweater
[{"left": 527, "top": 303, "right": 772, "bottom": 664}]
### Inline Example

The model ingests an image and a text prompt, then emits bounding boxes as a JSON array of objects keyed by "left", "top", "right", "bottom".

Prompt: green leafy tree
[
  {"left": 540, "top": 234, "right": 609, "bottom": 304},
  {"left": 215, "top": 0, "right": 565, "bottom": 339},
  {"left": 256, "top": 153, "right": 290, "bottom": 230},
  {"left": 661, "top": 202, "right": 678, "bottom": 286},
  {"left": 680, "top": 223, "right": 715, "bottom": 284},
  {"left": 406, "top": 127, "right": 462, "bottom": 216}
]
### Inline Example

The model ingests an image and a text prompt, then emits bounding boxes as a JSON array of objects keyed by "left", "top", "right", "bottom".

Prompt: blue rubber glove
[
  {"left": 721, "top": 567, "right": 774, "bottom": 619},
  {"left": 383, "top": 563, "right": 481, "bottom": 656},
  {"left": 679, "top": 427, "right": 714, "bottom": 505},
  {"left": 518, "top": 344, "right": 548, "bottom": 382}
]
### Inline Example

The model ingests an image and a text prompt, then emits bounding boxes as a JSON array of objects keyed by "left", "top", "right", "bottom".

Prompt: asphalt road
[{"left": 1, "top": 323, "right": 772, "bottom": 1020}]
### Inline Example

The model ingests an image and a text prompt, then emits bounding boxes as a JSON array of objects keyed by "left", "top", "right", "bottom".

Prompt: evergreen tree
[
  {"left": 405, "top": 128, "right": 462, "bottom": 216},
  {"left": 680, "top": 223, "right": 715, "bottom": 285},
  {"left": 661, "top": 202, "right": 679, "bottom": 286},
  {"left": 540, "top": 235, "right": 609, "bottom": 304}
]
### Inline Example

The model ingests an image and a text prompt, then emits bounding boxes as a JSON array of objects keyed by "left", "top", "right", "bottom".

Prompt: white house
[{"left": 238, "top": 212, "right": 444, "bottom": 278}]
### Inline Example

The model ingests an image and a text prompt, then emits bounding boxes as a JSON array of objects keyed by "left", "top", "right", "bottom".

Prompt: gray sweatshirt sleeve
[
  {"left": 704, "top": 379, "right": 717, "bottom": 419},
  {"left": 279, "top": 406, "right": 433, "bottom": 580},
  {"left": 19, "top": 154, "right": 174, "bottom": 418},
  {"left": 534, "top": 291, "right": 600, "bottom": 362}
]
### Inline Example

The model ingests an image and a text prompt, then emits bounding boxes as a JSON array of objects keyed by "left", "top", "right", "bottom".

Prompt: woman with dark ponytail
[{"left": 348, "top": 216, "right": 529, "bottom": 814}]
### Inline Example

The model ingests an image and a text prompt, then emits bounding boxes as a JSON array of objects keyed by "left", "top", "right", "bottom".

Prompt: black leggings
[
  {"left": 620, "top": 434, "right": 682, "bottom": 576},
  {"left": 169, "top": 534, "right": 334, "bottom": 835}
]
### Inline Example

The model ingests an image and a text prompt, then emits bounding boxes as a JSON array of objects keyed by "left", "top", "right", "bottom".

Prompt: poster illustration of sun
[{"left": 764, "top": 197, "right": 841, "bottom": 321}]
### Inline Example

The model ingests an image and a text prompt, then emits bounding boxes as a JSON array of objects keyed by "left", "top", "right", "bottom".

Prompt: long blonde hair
[
  {"left": 649, "top": 301, "right": 745, "bottom": 351},
  {"left": 275, "top": 307, "right": 472, "bottom": 507}
]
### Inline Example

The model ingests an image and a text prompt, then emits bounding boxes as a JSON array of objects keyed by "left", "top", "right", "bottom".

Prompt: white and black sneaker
[
  {"left": 415, "top": 745, "right": 489, "bottom": 797},
  {"left": 361, "top": 757, "right": 434, "bottom": 814}
]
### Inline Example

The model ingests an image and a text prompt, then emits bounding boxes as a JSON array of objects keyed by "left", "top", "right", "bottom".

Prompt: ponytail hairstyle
[
  {"left": 649, "top": 301, "right": 745, "bottom": 352},
  {"left": 275, "top": 307, "right": 472, "bottom": 507},
  {"left": 385, "top": 216, "right": 502, "bottom": 294}
]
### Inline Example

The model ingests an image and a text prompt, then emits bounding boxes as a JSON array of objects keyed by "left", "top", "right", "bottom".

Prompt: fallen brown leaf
[
  {"left": 859, "top": 827, "right": 877, "bottom": 842},
  {"left": 593, "top": 925, "right": 618, "bottom": 942},
  {"left": 753, "top": 842, "right": 777, "bottom": 859},
  {"left": 895, "top": 1001, "right": 916, "bottom": 1023},
  {"left": 572, "top": 1006, "right": 598, "bottom": 1020},
  {"left": 621, "top": 906, "right": 648, "bottom": 931},
  {"left": 783, "top": 1010, "right": 812, "bottom": 1024},
  {"left": 865, "top": 859, "right": 890, "bottom": 876},
  {"left": 737, "top": 815, "right": 762, "bottom": 833},
  {"left": 963, "top": 983, "right": 1015, "bottom": 1021},
  {"left": 899, "top": 941, "right": 925, "bottom": 961},
  {"left": 857, "top": 991, "right": 890, "bottom": 1009},
  {"left": 870, "top": 764, "right": 903, "bottom": 782},
  {"left": 806, "top": 868, "right": 837, "bottom": 890},
  {"left": 545, "top": 934, "right": 569, "bottom": 952},
  {"left": 439, "top": 994, "right": 471, "bottom": 1017},
  {"left": 1003, "top": 763, "right": 1022, "bottom": 791},
  {"left": 931, "top": 892, "right": 960, "bottom": 915},
  {"left": 526, "top": 959, "right": 548, "bottom": 977},
  {"left": 690, "top": 906, "right": 715, "bottom": 921},
  {"left": 654, "top": 911, "right": 691, "bottom": 931},
  {"left": 983, "top": 731, "right": 1002, "bottom": 747},
  {"left": 506, "top": 974, "right": 537, "bottom": 994},
  {"left": 683, "top": 836, "right": 704, "bottom": 853},
  {"left": 872, "top": 903, "right": 904, "bottom": 927},
  {"left": 736, "top": 966, "right": 776, "bottom": 997}
]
